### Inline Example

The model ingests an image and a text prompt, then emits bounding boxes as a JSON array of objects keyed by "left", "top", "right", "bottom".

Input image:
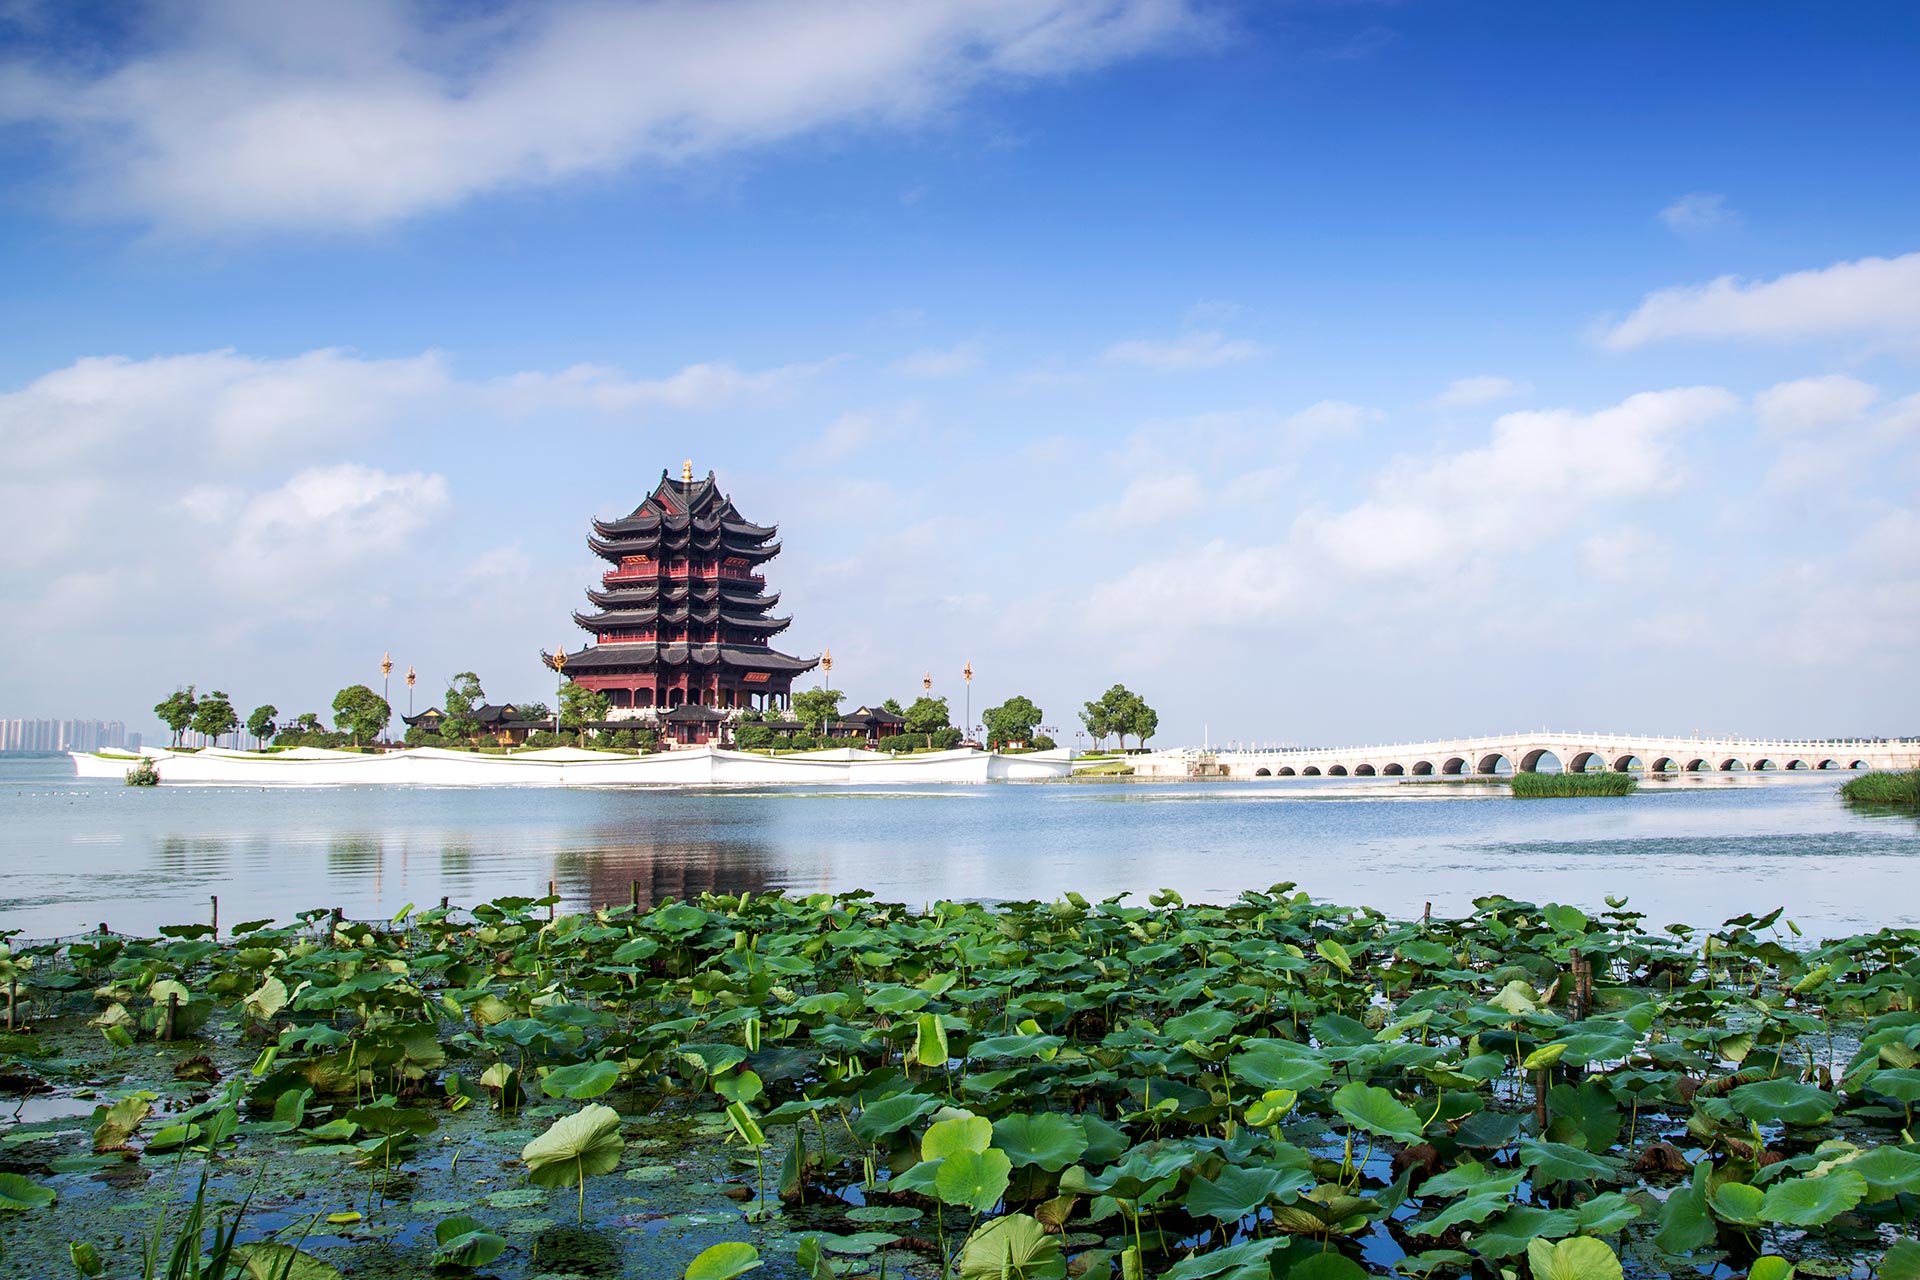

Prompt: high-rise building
[{"left": 0, "top": 718, "right": 128, "bottom": 753}]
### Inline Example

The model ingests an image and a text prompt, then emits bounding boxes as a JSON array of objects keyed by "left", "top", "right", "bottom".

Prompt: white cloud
[
  {"left": 0, "top": 0, "right": 1208, "bottom": 231},
  {"left": 1078, "top": 472, "right": 1205, "bottom": 528},
  {"left": 487, "top": 357, "right": 826, "bottom": 414},
  {"left": 1087, "top": 386, "right": 1740, "bottom": 629},
  {"left": 1658, "top": 192, "right": 1736, "bottom": 233},
  {"left": 1753, "top": 374, "right": 1878, "bottom": 434},
  {"left": 1434, "top": 375, "right": 1530, "bottom": 407},
  {"left": 1602, "top": 251, "right": 1920, "bottom": 349},
  {"left": 1103, "top": 330, "right": 1265, "bottom": 370},
  {"left": 892, "top": 341, "right": 983, "bottom": 378},
  {"left": 1283, "top": 399, "right": 1381, "bottom": 434}
]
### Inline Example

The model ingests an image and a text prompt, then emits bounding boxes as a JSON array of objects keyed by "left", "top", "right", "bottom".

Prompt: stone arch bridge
[{"left": 1136, "top": 733, "right": 1920, "bottom": 780}]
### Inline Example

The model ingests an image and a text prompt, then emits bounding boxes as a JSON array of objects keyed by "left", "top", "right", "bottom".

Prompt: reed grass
[
  {"left": 1839, "top": 769, "right": 1920, "bottom": 806},
  {"left": 1511, "top": 770, "right": 1636, "bottom": 797}
]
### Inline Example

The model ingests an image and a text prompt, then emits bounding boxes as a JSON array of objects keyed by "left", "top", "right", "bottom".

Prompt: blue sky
[{"left": 2, "top": 0, "right": 1917, "bottom": 745}]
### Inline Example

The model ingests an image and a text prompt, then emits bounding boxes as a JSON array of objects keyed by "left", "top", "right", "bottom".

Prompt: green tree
[
  {"left": 516, "top": 700, "right": 551, "bottom": 726},
  {"left": 791, "top": 688, "right": 844, "bottom": 735},
  {"left": 442, "top": 671, "right": 485, "bottom": 742},
  {"left": 154, "top": 686, "right": 197, "bottom": 747},
  {"left": 1084, "top": 684, "right": 1159, "bottom": 751},
  {"left": 983, "top": 695, "right": 1043, "bottom": 749},
  {"left": 881, "top": 697, "right": 904, "bottom": 716},
  {"left": 559, "top": 682, "right": 610, "bottom": 746},
  {"left": 904, "top": 695, "right": 950, "bottom": 745},
  {"left": 1079, "top": 694, "right": 1116, "bottom": 750},
  {"left": 1123, "top": 696, "right": 1159, "bottom": 750},
  {"left": 289, "top": 712, "right": 323, "bottom": 736},
  {"left": 331, "top": 684, "right": 391, "bottom": 746},
  {"left": 245, "top": 704, "right": 278, "bottom": 750},
  {"left": 190, "top": 690, "right": 238, "bottom": 747}
]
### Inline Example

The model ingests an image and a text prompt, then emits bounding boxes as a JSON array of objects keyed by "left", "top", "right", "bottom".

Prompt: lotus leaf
[
  {"left": 92, "top": 1093, "right": 152, "bottom": 1152},
  {"left": 541, "top": 1060, "right": 622, "bottom": 1099},
  {"left": 923, "top": 1114, "right": 993, "bottom": 1161},
  {"left": 1315, "top": 939, "right": 1354, "bottom": 975},
  {"left": 1329, "top": 1081, "right": 1426, "bottom": 1144},
  {"left": 992, "top": 1113, "right": 1088, "bottom": 1171},
  {"left": 1182, "top": 1164, "right": 1313, "bottom": 1222},
  {"left": 1286, "top": 1254, "right": 1369, "bottom": 1280},
  {"left": 431, "top": 1215, "right": 507, "bottom": 1269},
  {"left": 0, "top": 1173, "right": 55, "bottom": 1211},
  {"left": 228, "top": 1243, "right": 344, "bottom": 1280},
  {"left": 1729, "top": 1078, "right": 1837, "bottom": 1126},
  {"left": 1525, "top": 1236, "right": 1623, "bottom": 1280},
  {"left": 1846, "top": 1146, "right": 1920, "bottom": 1200},
  {"left": 684, "top": 1242, "right": 763, "bottom": 1280},
  {"left": 522, "top": 1103, "right": 625, "bottom": 1190},
  {"left": 1708, "top": 1181, "right": 1766, "bottom": 1226},
  {"left": 1517, "top": 1139, "right": 1620, "bottom": 1187},
  {"left": 1163, "top": 1005, "right": 1237, "bottom": 1043},
  {"left": 1748, "top": 1259, "right": 1796, "bottom": 1280},
  {"left": 243, "top": 976, "right": 288, "bottom": 1020},
  {"left": 1160, "top": 1236, "right": 1284, "bottom": 1280},
  {"left": 935, "top": 1147, "right": 1013, "bottom": 1212},
  {"left": 1882, "top": 1240, "right": 1920, "bottom": 1280},
  {"left": 913, "top": 1012, "right": 950, "bottom": 1067},
  {"left": 852, "top": 1091, "right": 940, "bottom": 1142},
  {"left": 1229, "top": 1041, "right": 1332, "bottom": 1092},
  {"left": 1759, "top": 1169, "right": 1866, "bottom": 1226},
  {"left": 957, "top": 1213, "right": 1066, "bottom": 1280}
]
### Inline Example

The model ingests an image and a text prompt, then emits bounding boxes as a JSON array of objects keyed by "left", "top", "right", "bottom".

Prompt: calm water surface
[{"left": 1, "top": 757, "right": 1914, "bottom": 939}]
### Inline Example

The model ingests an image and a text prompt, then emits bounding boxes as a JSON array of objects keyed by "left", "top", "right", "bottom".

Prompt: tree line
[
  {"left": 153, "top": 684, "right": 391, "bottom": 750},
  {"left": 1078, "top": 683, "right": 1159, "bottom": 751}
]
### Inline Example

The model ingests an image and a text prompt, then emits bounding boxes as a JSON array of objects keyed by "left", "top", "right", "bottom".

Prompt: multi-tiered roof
[{"left": 545, "top": 466, "right": 818, "bottom": 711}]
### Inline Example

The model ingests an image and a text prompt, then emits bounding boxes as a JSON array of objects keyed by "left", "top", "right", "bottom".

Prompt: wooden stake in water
[
  {"left": 548, "top": 880, "right": 556, "bottom": 921},
  {"left": 631, "top": 879, "right": 640, "bottom": 910},
  {"left": 6, "top": 978, "right": 15, "bottom": 1031},
  {"left": 162, "top": 991, "right": 178, "bottom": 1041},
  {"left": 211, "top": 894, "right": 219, "bottom": 938}
]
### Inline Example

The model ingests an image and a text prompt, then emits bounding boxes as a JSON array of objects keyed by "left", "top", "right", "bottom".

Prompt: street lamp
[
  {"left": 405, "top": 665, "right": 416, "bottom": 717},
  {"left": 380, "top": 653, "right": 393, "bottom": 745},
  {"left": 963, "top": 661, "right": 972, "bottom": 739},
  {"left": 553, "top": 643, "right": 569, "bottom": 741}
]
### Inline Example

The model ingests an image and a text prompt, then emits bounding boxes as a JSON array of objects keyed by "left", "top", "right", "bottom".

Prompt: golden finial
[
  {"left": 381, "top": 652, "right": 393, "bottom": 678},
  {"left": 553, "top": 644, "right": 569, "bottom": 673},
  {"left": 963, "top": 662, "right": 972, "bottom": 683},
  {"left": 405, "top": 665, "right": 416, "bottom": 687},
  {"left": 923, "top": 672, "right": 932, "bottom": 693},
  {"left": 822, "top": 648, "right": 832, "bottom": 674},
  {"left": 682, "top": 458, "right": 693, "bottom": 483}
]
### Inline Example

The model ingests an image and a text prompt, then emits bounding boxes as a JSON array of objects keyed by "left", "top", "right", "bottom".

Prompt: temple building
[{"left": 545, "top": 464, "right": 820, "bottom": 730}]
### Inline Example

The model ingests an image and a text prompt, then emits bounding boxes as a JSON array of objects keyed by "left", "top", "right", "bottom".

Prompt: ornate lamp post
[
  {"left": 820, "top": 648, "right": 833, "bottom": 736},
  {"left": 405, "top": 666, "right": 416, "bottom": 717},
  {"left": 553, "top": 643, "right": 569, "bottom": 736},
  {"left": 963, "top": 662, "right": 972, "bottom": 741},
  {"left": 380, "top": 653, "right": 394, "bottom": 745},
  {"left": 923, "top": 672, "right": 932, "bottom": 695}
]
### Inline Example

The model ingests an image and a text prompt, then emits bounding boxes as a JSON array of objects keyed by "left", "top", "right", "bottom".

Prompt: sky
[{"left": 1, "top": 0, "right": 1917, "bottom": 747}]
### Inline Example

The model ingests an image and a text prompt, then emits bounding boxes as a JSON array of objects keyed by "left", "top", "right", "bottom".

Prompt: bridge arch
[
  {"left": 1442, "top": 757, "right": 1467, "bottom": 775},
  {"left": 1649, "top": 756, "right": 1676, "bottom": 772},
  {"left": 1328, "top": 764, "right": 1349, "bottom": 776},
  {"left": 1382, "top": 763, "right": 1405, "bottom": 776},
  {"left": 1253, "top": 767, "right": 1271, "bottom": 777},
  {"left": 1786, "top": 759, "right": 1808, "bottom": 770},
  {"left": 1354, "top": 763, "right": 1377, "bottom": 777},
  {"left": 1817, "top": 759, "right": 1839, "bottom": 770},
  {"left": 1302, "top": 766, "right": 1321, "bottom": 776},
  {"left": 1719, "top": 758, "right": 1746, "bottom": 771},
  {"left": 1612, "top": 754, "right": 1646, "bottom": 772},
  {"left": 1476, "top": 752, "right": 1512, "bottom": 775},
  {"left": 1752, "top": 759, "right": 1777, "bottom": 771},
  {"left": 1685, "top": 758, "right": 1709, "bottom": 772},
  {"left": 1520, "top": 748, "right": 1562, "bottom": 773},
  {"left": 1851, "top": 759, "right": 1870, "bottom": 770},
  {"left": 1566, "top": 750, "right": 1607, "bottom": 773},
  {"left": 1277, "top": 766, "right": 1296, "bottom": 776},
  {"left": 1411, "top": 760, "right": 1434, "bottom": 775}
]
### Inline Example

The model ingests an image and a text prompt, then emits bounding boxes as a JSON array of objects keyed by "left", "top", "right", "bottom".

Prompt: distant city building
[
  {"left": 0, "top": 718, "right": 128, "bottom": 753},
  {"left": 543, "top": 463, "right": 820, "bottom": 745}
]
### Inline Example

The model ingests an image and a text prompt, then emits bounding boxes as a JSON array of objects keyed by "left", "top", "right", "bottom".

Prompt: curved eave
[{"left": 552, "top": 643, "right": 821, "bottom": 674}]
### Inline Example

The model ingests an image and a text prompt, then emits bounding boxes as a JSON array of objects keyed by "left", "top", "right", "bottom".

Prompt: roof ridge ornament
[{"left": 683, "top": 458, "right": 693, "bottom": 483}]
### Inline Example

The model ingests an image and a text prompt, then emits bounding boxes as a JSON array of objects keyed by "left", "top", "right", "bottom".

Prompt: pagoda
[{"left": 545, "top": 463, "right": 819, "bottom": 720}]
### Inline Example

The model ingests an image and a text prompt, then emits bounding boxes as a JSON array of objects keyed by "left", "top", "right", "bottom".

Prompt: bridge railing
[{"left": 1179, "top": 733, "right": 1907, "bottom": 759}]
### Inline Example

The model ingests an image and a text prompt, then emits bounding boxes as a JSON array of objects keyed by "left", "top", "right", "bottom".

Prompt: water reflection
[{"left": 0, "top": 758, "right": 1912, "bottom": 939}]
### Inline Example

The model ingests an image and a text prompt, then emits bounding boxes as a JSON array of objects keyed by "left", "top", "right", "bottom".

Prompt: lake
[{"left": 1, "top": 756, "right": 1914, "bottom": 939}]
